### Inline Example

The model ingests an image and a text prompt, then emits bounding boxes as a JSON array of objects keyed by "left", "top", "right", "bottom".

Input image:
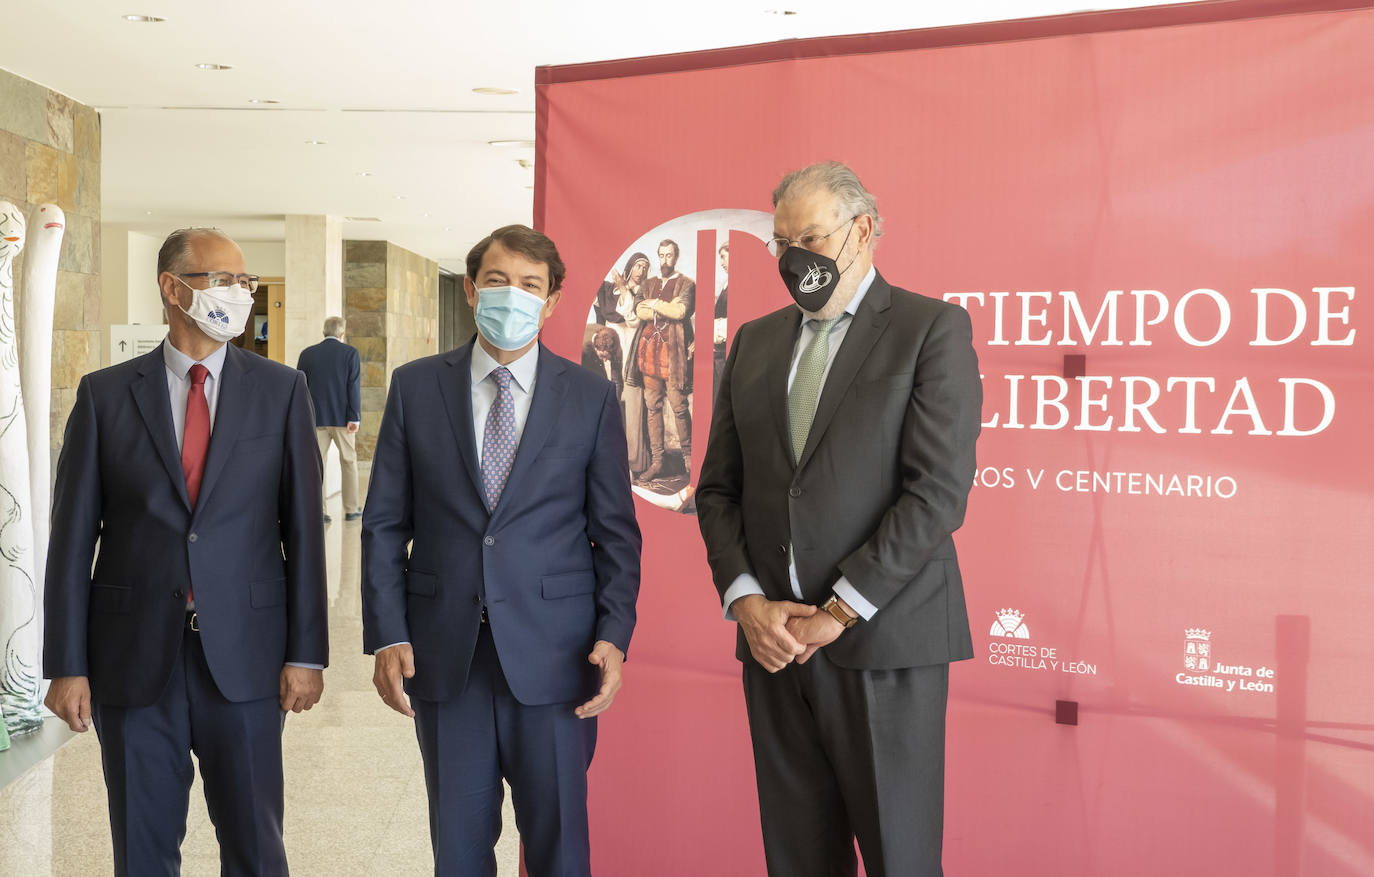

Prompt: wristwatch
[{"left": 821, "top": 594, "right": 858, "bottom": 629}]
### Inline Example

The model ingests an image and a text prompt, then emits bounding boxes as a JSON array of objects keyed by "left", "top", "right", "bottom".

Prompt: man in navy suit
[
  {"left": 296, "top": 315, "right": 362, "bottom": 522},
  {"left": 363, "top": 225, "right": 640, "bottom": 876},
  {"left": 43, "top": 228, "right": 329, "bottom": 876}
]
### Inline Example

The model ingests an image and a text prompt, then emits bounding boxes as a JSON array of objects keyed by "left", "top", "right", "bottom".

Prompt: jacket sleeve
[
  {"left": 43, "top": 376, "right": 104, "bottom": 679},
  {"left": 836, "top": 303, "right": 982, "bottom": 611},
  {"left": 695, "top": 329, "right": 756, "bottom": 601},
  {"left": 360, "top": 370, "right": 414, "bottom": 653},
  {"left": 346, "top": 346, "right": 362, "bottom": 424},
  {"left": 583, "top": 380, "right": 641, "bottom": 656},
  {"left": 280, "top": 371, "right": 330, "bottom": 665}
]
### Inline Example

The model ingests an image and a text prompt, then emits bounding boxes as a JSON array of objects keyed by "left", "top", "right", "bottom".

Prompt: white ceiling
[{"left": 2, "top": 0, "right": 1175, "bottom": 274}]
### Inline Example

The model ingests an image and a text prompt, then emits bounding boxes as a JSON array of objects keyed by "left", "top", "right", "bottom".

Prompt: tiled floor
[{"left": 0, "top": 468, "right": 521, "bottom": 875}]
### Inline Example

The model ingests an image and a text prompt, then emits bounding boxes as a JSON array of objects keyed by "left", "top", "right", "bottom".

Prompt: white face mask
[{"left": 175, "top": 277, "right": 254, "bottom": 343}]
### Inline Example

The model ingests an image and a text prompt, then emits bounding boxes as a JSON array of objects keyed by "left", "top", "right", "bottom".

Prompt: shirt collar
[
  {"left": 471, "top": 340, "right": 539, "bottom": 394},
  {"left": 324, "top": 335, "right": 341, "bottom": 342},
  {"left": 163, "top": 339, "right": 228, "bottom": 382},
  {"left": 844, "top": 265, "right": 878, "bottom": 318},
  {"left": 797, "top": 265, "right": 877, "bottom": 325}
]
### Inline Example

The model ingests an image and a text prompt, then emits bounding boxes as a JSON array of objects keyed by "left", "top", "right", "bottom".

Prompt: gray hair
[
  {"left": 156, "top": 227, "right": 235, "bottom": 279},
  {"left": 772, "top": 161, "right": 884, "bottom": 243},
  {"left": 323, "top": 316, "right": 346, "bottom": 337}
]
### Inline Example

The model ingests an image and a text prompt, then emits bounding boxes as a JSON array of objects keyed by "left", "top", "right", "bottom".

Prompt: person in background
[{"left": 296, "top": 315, "right": 362, "bottom": 523}]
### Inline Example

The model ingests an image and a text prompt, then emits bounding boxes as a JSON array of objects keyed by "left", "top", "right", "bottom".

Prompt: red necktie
[{"left": 182, "top": 364, "right": 211, "bottom": 508}]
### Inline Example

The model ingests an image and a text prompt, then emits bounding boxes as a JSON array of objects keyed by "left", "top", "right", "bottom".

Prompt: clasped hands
[{"left": 732, "top": 594, "right": 846, "bottom": 673}]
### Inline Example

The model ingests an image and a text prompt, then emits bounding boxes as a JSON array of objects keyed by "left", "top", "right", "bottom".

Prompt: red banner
[{"left": 537, "top": 3, "right": 1374, "bottom": 874}]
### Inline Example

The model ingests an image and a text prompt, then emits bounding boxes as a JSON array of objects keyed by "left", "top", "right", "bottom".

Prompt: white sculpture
[
  {"left": 19, "top": 204, "right": 63, "bottom": 707},
  {"left": 0, "top": 201, "right": 41, "bottom": 734}
]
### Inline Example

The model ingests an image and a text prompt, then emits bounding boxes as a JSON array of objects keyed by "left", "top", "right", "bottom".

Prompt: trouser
[
  {"left": 742, "top": 650, "right": 951, "bottom": 877},
  {"left": 92, "top": 615, "right": 287, "bottom": 877},
  {"left": 412, "top": 624, "right": 597, "bottom": 877},
  {"left": 316, "top": 426, "right": 359, "bottom": 513},
  {"left": 641, "top": 375, "right": 691, "bottom": 462}
]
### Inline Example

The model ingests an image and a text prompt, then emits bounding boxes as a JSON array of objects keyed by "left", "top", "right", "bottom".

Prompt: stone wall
[
  {"left": 0, "top": 66, "right": 102, "bottom": 463},
  {"left": 343, "top": 240, "right": 438, "bottom": 459}
]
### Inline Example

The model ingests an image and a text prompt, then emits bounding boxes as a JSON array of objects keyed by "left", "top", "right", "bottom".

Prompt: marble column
[{"left": 284, "top": 215, "right": 342, "bottom": 368}]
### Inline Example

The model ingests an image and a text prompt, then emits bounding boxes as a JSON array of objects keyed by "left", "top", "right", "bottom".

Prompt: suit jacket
[
  {"left": 361, "top": 341, "right": 640, "bottom": 705},
  {"left": 296, "top": 337, "right": 361, "bottom": 427},
  {"left": 43, "top": 342, "right": 329, "bottom": 707},
  {"left": 697, "top": 271, "right": 981, "bottom": 670}
]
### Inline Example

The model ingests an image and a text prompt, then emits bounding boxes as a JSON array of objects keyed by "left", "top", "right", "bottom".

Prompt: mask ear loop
[{"left": 833, "top": 218, "right": 860, "bottom": 279}]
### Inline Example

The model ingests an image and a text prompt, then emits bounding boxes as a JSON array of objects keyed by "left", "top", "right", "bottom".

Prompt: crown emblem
[
  {"left": 990, "top": 608, "right": 1029, "bottom": 639},
  {"left": 1185, "top": 628, "right": 1211, "bottom": 641}
]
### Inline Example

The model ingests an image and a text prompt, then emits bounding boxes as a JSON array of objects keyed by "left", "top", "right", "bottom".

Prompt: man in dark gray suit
[
  {"left": 697, "top": 161, "right": 981, "bottom": 877},
  {"left": 296, "top": 316, "right": 362, "bottom": 522}
]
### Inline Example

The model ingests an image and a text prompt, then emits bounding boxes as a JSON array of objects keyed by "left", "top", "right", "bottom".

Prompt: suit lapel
[
  {"left": 438, "top": 342, "right": 484, "bottom": 503},
  {"left": 494, "top": 345, "right": 567, "bottom": 521},
  {"left": 195, "top": 344, "right": 251, "bottom": 515},
  {"left": 764, "top": 308, "right": 803, "bottom": 465},
  {"left": 130, "top": 344, "right": 191, "bottom": 511},
  {"left": 797, "top": 273, "right": 893, "bottom": 471}
]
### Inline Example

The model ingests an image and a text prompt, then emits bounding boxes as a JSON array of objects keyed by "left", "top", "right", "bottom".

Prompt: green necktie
[{"left": 787, "top": 317, "right": 838, "bottom": 463}]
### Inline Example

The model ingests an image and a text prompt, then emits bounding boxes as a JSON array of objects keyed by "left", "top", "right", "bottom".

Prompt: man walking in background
[{"left": 297, "top": 316, "right": 362, "bottom": 522}]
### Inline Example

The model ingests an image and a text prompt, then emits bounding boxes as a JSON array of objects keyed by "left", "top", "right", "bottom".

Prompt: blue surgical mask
[{"left": 475, "top": 286, "right": 546, "bottom": 351}]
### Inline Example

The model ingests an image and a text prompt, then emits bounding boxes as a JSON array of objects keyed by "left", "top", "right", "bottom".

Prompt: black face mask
[{"left": 776, "top": 222, "right": 855, "bottom": 312}]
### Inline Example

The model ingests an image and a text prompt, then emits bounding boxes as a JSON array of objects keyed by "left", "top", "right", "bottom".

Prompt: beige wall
[
  {"left": 284, "top": 214, "right": 342, "bottom": 368},
  {"left": 239, "top": 240, "right": 286, "bottom": 279},
  {"left": 99, "top": 225, "right": 162, "bottom": 365},
  {"left": 344, "top": 240, "right": 439, "bottom": 460},
  {"left": 0, "top": 66, "right": 102, "bottom": 460}
]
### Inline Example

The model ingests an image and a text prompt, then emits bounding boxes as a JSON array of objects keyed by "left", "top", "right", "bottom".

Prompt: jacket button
[
  {"left": 776, "top": 544, "right": 787, "bottom": 556},
  {"left": 187, "top": 533, "right": 198, "bottom": 543},
  {"left": 472, "top": 596, "right": 481, "bottom": 606},
  {"left": 789, "top": 486, "right": 802, "bottom": 498},
  {"left": 172, "top": 589, "right": 184, "bottom": 599},
  {"left": 484, "top": 536, "right": 495, "bottom": 546}
]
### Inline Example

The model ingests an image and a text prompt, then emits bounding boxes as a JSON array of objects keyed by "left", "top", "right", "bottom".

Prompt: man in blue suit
[
  {"left": 363, "top": 224, "right": 640, "bottom": 876},
  {"left": 296, "top": 315, "right": 362, "bottom": 522},
  {"left": 43, "top": 228, "right": 329, "bottom": 876}
]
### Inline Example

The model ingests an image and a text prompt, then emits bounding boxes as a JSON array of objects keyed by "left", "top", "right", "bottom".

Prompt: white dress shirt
[{"left": 721, "top": 265, "right": 880, "bottom": 621}]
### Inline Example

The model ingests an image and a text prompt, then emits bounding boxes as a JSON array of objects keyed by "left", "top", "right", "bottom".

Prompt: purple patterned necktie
[{"left": 481, "top": 367, "right": 517, "bottom": 510}]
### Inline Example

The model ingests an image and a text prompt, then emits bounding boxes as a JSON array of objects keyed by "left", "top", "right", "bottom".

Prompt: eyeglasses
[
  {"left": 176, "top": 272, "right": 260, "bottom": 293},
  {"left": 766, "top": 216, "right": 858, "bottom": 258}
]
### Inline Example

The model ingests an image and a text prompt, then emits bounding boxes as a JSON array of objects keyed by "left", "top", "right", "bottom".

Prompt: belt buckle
[{"left": 188, "top": 611, "right": 199, "bottom": 632}]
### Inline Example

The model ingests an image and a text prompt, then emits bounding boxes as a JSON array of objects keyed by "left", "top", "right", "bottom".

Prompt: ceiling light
[
  {"left": 394, "top": 195, "right": 406, "bottom": 200},
  {"left": 195, "top": 62, "right": 232, "bottom": 70},
  {"left": 763, "top": 8, "right": 799, "bottom": 14},
  {"left": 488, "top": 139, "right": 535, "bottom": 148},
  {"left": 304, "top": 140, "right": 327, "bottom": 145},
  {"left": 472, "top": 87, "right": 518, "bottom": 95},
  {"left": 248, "top": 98, "right": 280, "bottom": 104},
  {"left": 345, "top": 216, "right": 382, "bottom": 222},
  {"left": 122, "top": 14, "right": 164, "bottom": 23},
  {"left": 356, "top": 171, "right": 373, "bottom": 177}
]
